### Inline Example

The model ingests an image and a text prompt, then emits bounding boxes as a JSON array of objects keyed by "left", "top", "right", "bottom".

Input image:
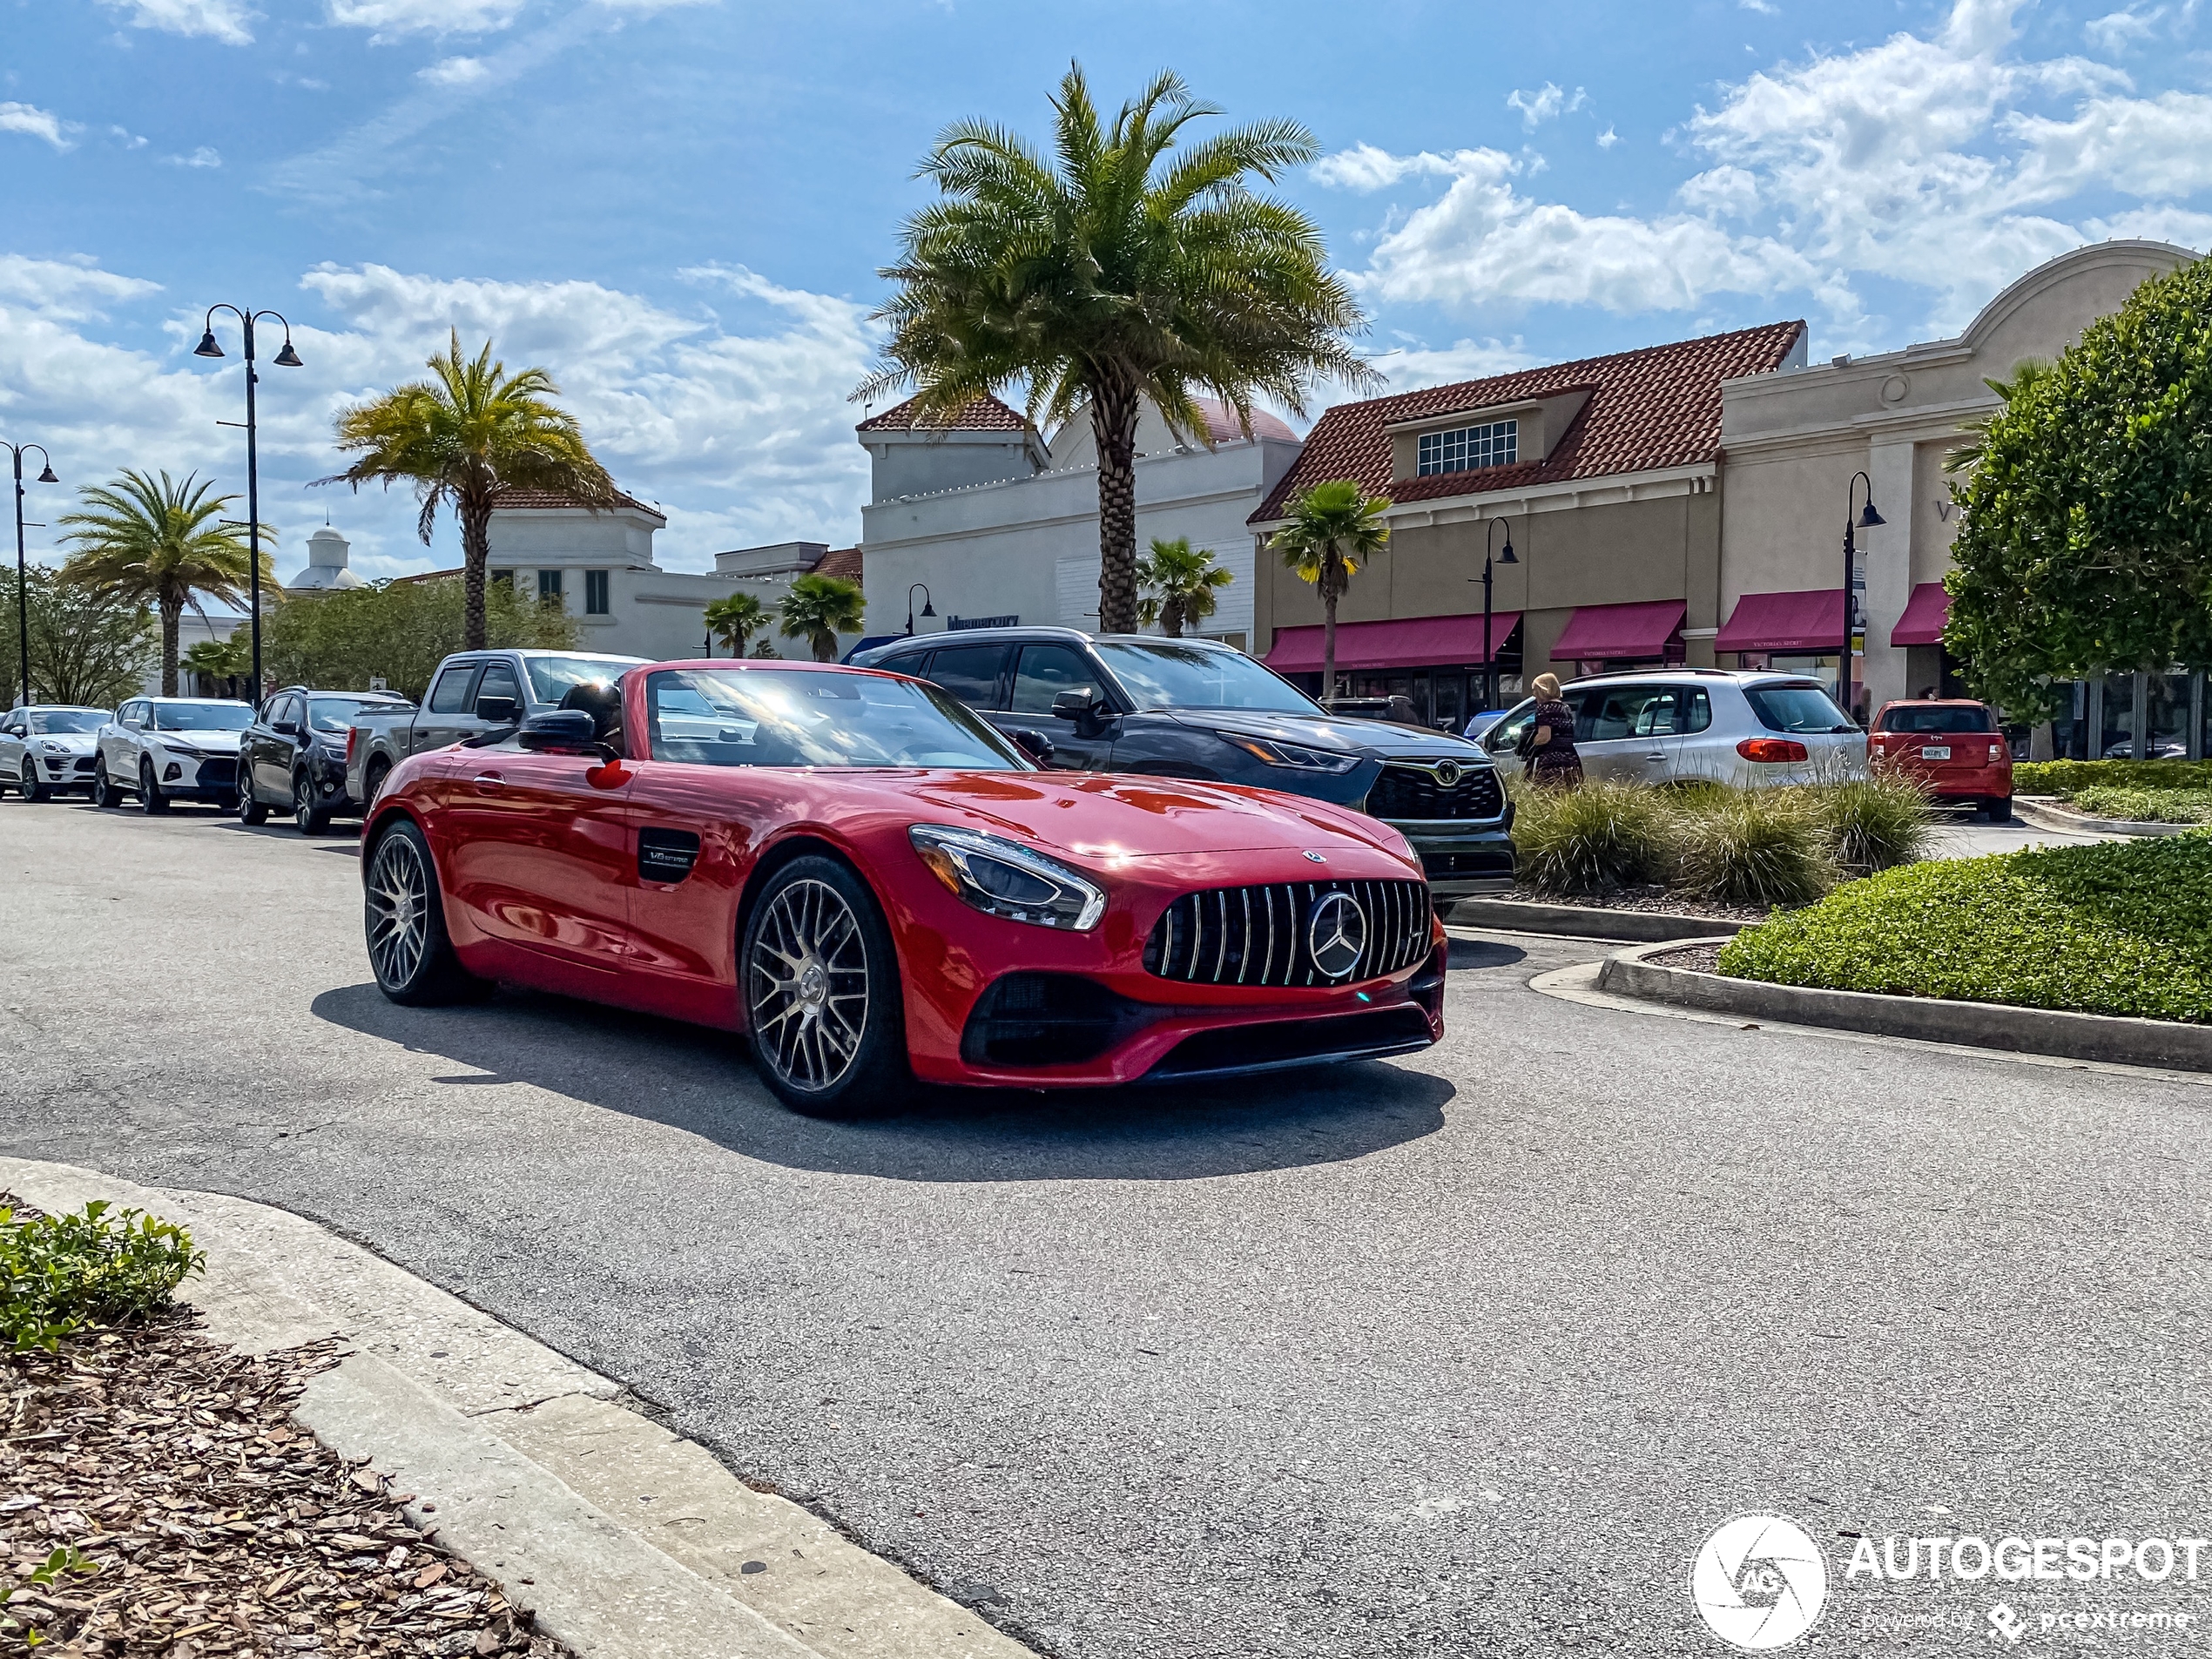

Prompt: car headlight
[
  {"left": 37, "top": 740, "right": 68, "bottom": 754},
  {"left": 1219, "top": 734, "right": 1363, "bottom": 773},
  {"left": 907, "top": 825, "right": 1106, "bottom": 932}
]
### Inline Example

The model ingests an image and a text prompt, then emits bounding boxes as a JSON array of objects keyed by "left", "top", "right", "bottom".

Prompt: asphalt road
[{"left": 3, "top": 798, "right": 2209, "bottom": 1657}]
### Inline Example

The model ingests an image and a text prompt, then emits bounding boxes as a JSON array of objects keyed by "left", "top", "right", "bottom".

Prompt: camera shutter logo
[
  {"left": 1689, "top": 1514, "right": 1828, "bottom": 1651},
  {"left": 1305, "top": 892, "right": 1367, "bottom": 980}
]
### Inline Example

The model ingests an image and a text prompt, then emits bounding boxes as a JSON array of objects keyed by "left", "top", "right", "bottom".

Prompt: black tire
[
  {"left": 1984, "top": 795, "right": 2013, "bottom": 823},
  {"left": 739, "top": 855, "right": 908, "bottom": 1117},
  {"left": 364, "top": 758, "right": 391, "bottom": 807},
  {"left": 294, "top": 772, "right": 329, "bottom": 835},
  {"left": 239, "top": 771, "right": 269, "bottom": 826},
  {"left": 363, "top": 818, "right": 489, "bottom": 1006},
  {"left": 15, "top": 763, "right": 46, "bottom": 804},
  {"left": 91, "top": 764, "right": 121, "bottom": 810},
  {"left": 138, "top": 758, "right": 169, "bottom": 815}
]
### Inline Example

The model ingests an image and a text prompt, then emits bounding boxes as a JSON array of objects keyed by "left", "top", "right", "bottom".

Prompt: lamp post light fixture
[
  {"left": 5, "top": 439, "right": 58, "bottom": 711},
  {"left": 193, "top": 306, "right": 303, "bottom": 705},
  {"left": 905, "top": 583, "right": 936, "bottom": 636},
  {"left": 1469, "top": 516, "right": 1518, "bottom": 711},
  {"left": 1840, "top": 471, "right": 1885, "bottom": 720}
]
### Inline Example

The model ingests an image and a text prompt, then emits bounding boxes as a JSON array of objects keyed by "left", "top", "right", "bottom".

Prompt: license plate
[{"left": 1919, "top": 745, "right": 1951, "bottom": 760}]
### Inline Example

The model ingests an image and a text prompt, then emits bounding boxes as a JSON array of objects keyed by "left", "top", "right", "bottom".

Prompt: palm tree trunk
[
  {"left": 1163, "top": 595, "right": 1185, "bottom": 638},
  {"left": 1091, "top": 376, "right": 1142, "bottom": 634},
  {"left": 459, "top": 494, "right": 494, "bottom": 652},
  {"left": 159, "top": 596, "right": 183, "bottom": 697},
  {"left": 1320, "top": 550, "right": 1341, "bottom": 703}
]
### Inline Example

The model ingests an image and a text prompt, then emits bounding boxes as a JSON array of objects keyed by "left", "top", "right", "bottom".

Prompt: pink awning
[
  {"left": 1716, "top": 589, "right": 1848, "bottom": 655},
  {"left": 1891, "top": 582, "right": 1951, "bottom": 646},
  {"left": 1264, "top": 611, "right": 1521, "bottom": 672},
  {"left": 1551, "top": 599, "right": 1686, "bottom": 662}
]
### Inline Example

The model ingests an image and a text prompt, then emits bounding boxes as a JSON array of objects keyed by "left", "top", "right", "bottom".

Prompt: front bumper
[
  {"left": 1388, "top": 821, "right": 1516, "bottom": 899},
  {"left": 154, "top": 756, "right": 239, "bottom": 800}
]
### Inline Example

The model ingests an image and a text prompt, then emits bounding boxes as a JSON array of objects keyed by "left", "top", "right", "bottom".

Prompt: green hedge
[
  {"left": 2068, "top": 786, "right": 2212, "bottom": 823},
  {"left": 0, "top": 1200, "right": 204, "bottom": 1352},
  {"left": 1717, "top": 834, "right": 2212, "bottom": 1023},
  {"left": 2013, "top": 759, "right": 2212, "bottom": 796}
]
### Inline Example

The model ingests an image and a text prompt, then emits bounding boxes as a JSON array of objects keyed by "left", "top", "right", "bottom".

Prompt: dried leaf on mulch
[{"left": 0, "top": 1219, "right": 575, "bottom": 1657}]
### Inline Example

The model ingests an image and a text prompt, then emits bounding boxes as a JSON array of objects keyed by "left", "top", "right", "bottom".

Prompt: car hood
[
  {"left": 29, "top": 735, "right": 98, "bottom": 752},
  {"left": 1163, "top": 707, "right": 1490, "bottom": 763},
  {"left": 150, "top": 732, "right": 244, "bottom": 752},
  {"left": 899, "top": 771, "right": 1413, "bottom": 861}
]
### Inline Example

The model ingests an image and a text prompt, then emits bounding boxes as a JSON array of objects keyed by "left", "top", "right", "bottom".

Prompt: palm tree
[
  {"left": 1271, "top": 480, "right": 1391, "bottom": 701},
  {"left": 1946, "top": 358, "right": 2054, "bottom": 476},
  {"left": 857, "top": 64, "right": 1375, "bottom": 634},
  {"left": 182, "top": 631, "right": 250, "bottom": 698},
  {"left": 325, "top": 332, "right": 615, "bottom": 651},
  {"left": 1136, "top": 536, "right": 1232, "bottom": 637},
  {"left": 777, "top": 574, "right": 867, "bottom": 662},
  {"left": 58, "top": 470, "right": 278, "bottom": 696},
  {"left": 704, "top": 591, "right": 766, "bottom": 658}
]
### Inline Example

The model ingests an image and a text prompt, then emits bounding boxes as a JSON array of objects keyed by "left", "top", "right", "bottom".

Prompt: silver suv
[{"left": 1480, "top": 670, "right": 1867, "bottom": 787}]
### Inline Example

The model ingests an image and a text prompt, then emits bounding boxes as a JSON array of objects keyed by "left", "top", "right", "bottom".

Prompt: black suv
[
  {"left": 851, "top": 628, "right": 1514, "bottom": 904},
  {"left": 239, "top": 685, "right": 414, "bottom": 833}
]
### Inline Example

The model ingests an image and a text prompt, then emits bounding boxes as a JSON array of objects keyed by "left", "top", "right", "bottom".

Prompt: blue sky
[{"left": 3, "top": 0, "right": 2209, "bottom": 579}]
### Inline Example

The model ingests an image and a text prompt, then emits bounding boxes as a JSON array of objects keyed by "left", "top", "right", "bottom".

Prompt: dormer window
[{"left": 1417, "top": 419, "right": 1519, "bottom": 477}]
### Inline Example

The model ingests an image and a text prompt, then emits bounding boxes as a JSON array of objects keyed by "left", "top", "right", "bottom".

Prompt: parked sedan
[
  {"left": 1, "top": 706, "right": 106, "bottom": 800},
  {"left": 92, "top": 696, "right": 253, "bottom": 813},
  {"left": 1868, "top": 698, "right": 2013, "bottom": 819},
  {"left": 1480, "top": 670, "right": 1868, "bottom": 787},
  {"left": 239, "top": 686, "right": 415, "bottom": 833},
  {"left": 360, "top": 660, "right": 1447, "bottom": 1118}
]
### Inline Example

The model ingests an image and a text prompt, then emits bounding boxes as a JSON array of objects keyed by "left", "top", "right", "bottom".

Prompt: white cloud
[
  {"left": 1505, "top": 82, "right": 1587, "bottom": 131},
  {"left": 1374, "top": 337, "right": 1541, "bottom": 391},
  {"left": 326, "top": 0, "right": 525, "bottom": 34},
  {"left": 2084, "top": 5, "right": 2165, "bottom": 51},
  {"left": 1310, "top": 143, "right": 1474, "bottom": 192},
  {"left": 98, "top": 0, "right": 256, "bottom": 44},
  {"left": 1596, "top": 125, "right": 1621, "bottom": 150},
  {"left": 160, "top": 146, "right": 222, "bottom": 168},
  {"left": 1740, "top": 0, "right": 1778, "bottom": 12},
  {"left": 0, "top": 103, "right": 72, "bottom": 151},
  {"left": 418, "top": 56, "right": 491, "bottom": 85},
  {"left": 0, "top": 257, "right": 162, "bottom": 322}
]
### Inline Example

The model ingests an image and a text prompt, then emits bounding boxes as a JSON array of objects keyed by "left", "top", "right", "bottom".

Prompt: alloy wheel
[
  {"left": 746, "top": 879, "right": 870, "bottom": 1095},
  {"left": 366, "top": 833, "right": 429, "bottom": 990},
  {"left": 295, "top": 775, "right": 315, "bottom": 833}
]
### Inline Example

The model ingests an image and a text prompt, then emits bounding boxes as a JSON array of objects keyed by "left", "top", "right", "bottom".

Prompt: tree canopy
[
  {"left": 778, "top": 574, "right": 867, "bottom": 663},
  {"left": 3, "top": 564, "right": 155, "bottom": 709},
  {"left": 858, "top": 64, "right": 1372, "bottom": 633},
  {"left": 263, "top": 576, "right": 578, "bottom": 702},
  {"left": 1271, "top": 480, "right": 1390, "bottom": 698},
  {"left": 705, "top": 591, "right": 766, "bottom": 658},
  {"left": 1135, "top": 536, "right": 1232, "bottom": 637},
  {"left": 1946, "top": 260, "right": 2212, "bottom": 716}
]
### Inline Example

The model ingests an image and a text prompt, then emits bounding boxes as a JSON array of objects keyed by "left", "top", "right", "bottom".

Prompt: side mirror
[
  {"left": 273, "top": 719, "right": 300, "bottom": 738},
  {"left": 475, "top": 695, "right": 522, "bottom": 725},
  {"left": 1009, "top": 727, "right": 1055, "bottom": 765},
  {"left": 516, "top": 710, "right": 597, "bottom": 753},
  {"left": 1050, "top": 689, "right": 1108, "bottom": 725}
]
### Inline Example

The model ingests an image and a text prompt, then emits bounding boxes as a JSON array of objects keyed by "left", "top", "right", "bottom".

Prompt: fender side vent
[{"left": 638, "top": 826, "right": 702, "bottom": 885}]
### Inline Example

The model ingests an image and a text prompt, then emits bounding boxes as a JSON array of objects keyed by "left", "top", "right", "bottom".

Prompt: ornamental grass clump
[
  {"left": 1670, "top": 788, "right": 1831, "bottom": 908},
  {"left": 1813, "top": 771, "right": 1936, "bottom": 873},
  {"left": 1509, "top": 779, "right": 1676, "bottom": 896},
  {"left": 0, "top": 1199, "right": 205, "bottom": 1352}
]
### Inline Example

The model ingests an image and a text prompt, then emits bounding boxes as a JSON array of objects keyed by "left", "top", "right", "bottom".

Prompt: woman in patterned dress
[{"left": 1522, "top": 672, "right": 1583, "bottom": 788}]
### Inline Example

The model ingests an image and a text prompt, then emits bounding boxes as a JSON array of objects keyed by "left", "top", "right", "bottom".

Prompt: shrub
[
  {"left": 2067, "top": 786, "right": 2212, "bottom": 823},
  {"left": 0, "top": 1200, "right": 206, "bottom": 1352},
  {"left": 1718, "top": 833, "right": 2212, "bottom": 1022},
  {"left": 2013, "top": 759, "right": 2212, "bottom": 796},
  {"left": 1672, "top": 789, "right": 1831, "bottom": 908},
  {"left": 1809, "top": 772, "right": 1935, "bottom": 873},
  {"left": 1509, "top": 780, "right": 1675, "bottom": 895}
]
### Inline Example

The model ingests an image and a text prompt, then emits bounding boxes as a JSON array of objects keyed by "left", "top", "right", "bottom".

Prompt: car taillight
[
  {"left": 1737, "top": 737, "right": 1811, "bottom": 763},
  {"left": 1990, "top": 742, "right": 2006, "bottom": 763},
  {"left": 346, "top": 727, "right": 358, "bottom": 765}
]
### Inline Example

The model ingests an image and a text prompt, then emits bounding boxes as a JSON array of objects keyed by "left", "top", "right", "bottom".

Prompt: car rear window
[
  {"left": 1877, "top": 704, "right": 1996, "bottom": 734},
  {"left": 1743, "top": 682, "right": 1855, "bottom": 734}
]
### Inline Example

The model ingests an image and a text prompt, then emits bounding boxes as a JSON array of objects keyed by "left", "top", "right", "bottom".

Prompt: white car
[
  {"left": 1480, "top": 669, "right": 1868, "bottom": 788},
  {"left": 92, "top": 696, "right": 253, "bottom": 813},
  {"left": 1, "top": 705, "right": 107, "bottom": 800}
]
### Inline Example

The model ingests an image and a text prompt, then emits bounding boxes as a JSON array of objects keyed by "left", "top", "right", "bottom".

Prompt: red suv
[{"left": 1868, "top": 699, "right": 2013, "bottom": 819}]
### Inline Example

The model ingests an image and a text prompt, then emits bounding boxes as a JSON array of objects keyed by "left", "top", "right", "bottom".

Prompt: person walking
[{"left": 1521, "top": 672, "right": 1583, "bottom": 788}]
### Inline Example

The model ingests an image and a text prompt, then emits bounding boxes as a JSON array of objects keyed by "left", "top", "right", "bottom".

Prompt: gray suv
[{"left": 851, "top": 628, "right": 1514, "bottom": 903}]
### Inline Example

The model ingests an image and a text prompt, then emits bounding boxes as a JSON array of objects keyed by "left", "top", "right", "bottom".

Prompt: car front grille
[
  {"left": 71, "top": 756, "right": 96, "bottom": 773},
  {"left": 1143, "top": 879, "right": 1431, "bottom": 988},
  {"left": 1364, "top": 761, "right": 1506, "bottom": 823},
  {"left": 194, "top": 758, "right": 238, "bottom": 790}
]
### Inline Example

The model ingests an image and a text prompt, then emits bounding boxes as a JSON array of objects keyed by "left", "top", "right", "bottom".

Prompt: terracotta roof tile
[
  {"left": 1251, "top": 320, "right": 1804, "bottom": 525},
  {"left": 814, "top": 545, "right": 862, "bottom": 585},
  {"left": 491, "top": 484, "right": 664, "bottom": 521},
  {"left": 856, "top": 393, "right": 1029, "bottom": 433}
]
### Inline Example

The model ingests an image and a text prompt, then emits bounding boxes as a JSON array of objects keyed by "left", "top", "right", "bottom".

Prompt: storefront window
[
  {"left": 2099, "top": 672, "right": 2139, "bottom": 759},
  {"left": 2147, "top": 671, "right": 2192, "bottom": 760}
]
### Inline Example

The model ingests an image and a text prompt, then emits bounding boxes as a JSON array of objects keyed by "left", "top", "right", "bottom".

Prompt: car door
[
  {"left": 1571, "top": 686, "right": 1669, "bottom": 783},
  {"left": 415, "top": 660, "right": 486, "bottom": 752},
  {"left": 1663, "top": 686, "right": 1730, "bottom": 784},
  {"left": 107, "top": 701, "right": 147, "bottom": 782},
  {"left": 0, "top": 713, "right": 24, "bottom": 786},
  {"left": 472, "top": 658, "right": 524, "bottom": 724},
  {"left": 256, "top": 692, "right": 301, "bottom": 800},
  {"left": 995, "top": 642, "right": 1112, "bottom": 769},
  {"left": 1480, "top": 698, "right": 1539, "bottom": 780}
]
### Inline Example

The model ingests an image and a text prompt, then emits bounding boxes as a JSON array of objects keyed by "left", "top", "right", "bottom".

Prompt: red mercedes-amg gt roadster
[{"left": 359, "top": 660, "right": 1446, "bottom": 1116}]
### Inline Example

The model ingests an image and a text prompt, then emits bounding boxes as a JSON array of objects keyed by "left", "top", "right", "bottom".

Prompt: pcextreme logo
[{"left": 1689, "top": 1514, "right": 1831, "bottom": 1650}]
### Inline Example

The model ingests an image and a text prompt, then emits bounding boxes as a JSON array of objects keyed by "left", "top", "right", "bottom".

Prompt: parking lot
[{"left": 4, "top": 799, "right": 2209, "bottom": 1656}]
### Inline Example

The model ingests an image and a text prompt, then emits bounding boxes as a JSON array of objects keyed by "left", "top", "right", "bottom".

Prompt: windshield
[
  {"left": 1877, "top": 704, "right": 1995, "bottom": 734},
  {"left": 152, "top": 701, "right": 252, "bottom": 732},
  {"left": 1093, "top": 641, "right": 1318, "bottom": 714},
  {"left": 307, "top": 696, "right": 401, "bottom": 732},
  {"left": 1743, "top": 683, "right": 1855, "bottom": 735},
  {"left": 644, "top": 667, "right": 1028, "bottom": 770},
  {"left": 525, "top": 656, "right": 643, "bottom": 705},
  {"left": 28, "top": 710, "right": 103, "bottom": 735}
]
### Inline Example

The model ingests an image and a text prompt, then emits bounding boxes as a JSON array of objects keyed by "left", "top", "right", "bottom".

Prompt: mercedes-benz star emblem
[
  {"left": 1433, "top": 759, "right": 1464, "bottom": 788},
  {"left": 1302, "top": 850, "right": 1328, "bottom": 864},
  {"left": 1306, "top": 892, "right": 1368, "bottom": 980}
]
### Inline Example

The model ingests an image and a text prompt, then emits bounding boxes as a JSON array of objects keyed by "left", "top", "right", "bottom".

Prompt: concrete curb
[
  {"left": 0, "top": 1158, "right": 1034, "bottom": 1659},
  {"left": 1446, "top": 896, "right": 1748, "bottom": 941},
  {"left": 1595, "top": 941, "right": 2212, "bottom": 1074},
  {"left": 2013, "top": 797, "right": 2202, "bottom": 838}
]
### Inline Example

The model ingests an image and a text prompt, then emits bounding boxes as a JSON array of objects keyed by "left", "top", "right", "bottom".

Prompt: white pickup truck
[{"left": 345, "top": 648, "right": 648, "bottom": 806}]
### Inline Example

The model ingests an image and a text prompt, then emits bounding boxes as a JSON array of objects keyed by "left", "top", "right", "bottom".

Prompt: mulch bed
[
  {"left": 0, "top": 1298, "right": 571, "bottom": 1657},
  {"left": 1644, "top": 942, "right": 1725, "bottom": 973},
  {"left": 1505, "top": 885, "right": 1773, "bottom": 923}
]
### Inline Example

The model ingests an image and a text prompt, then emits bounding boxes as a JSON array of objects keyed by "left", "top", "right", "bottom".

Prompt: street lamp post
[
  {"left": 1840, "top": 471, "right": 1885, "bottom": 720},
  {"left": 1471, "top": 516, "right": 1518, "bottom": 711},
  {"left": 193, "top": 307, "right": 303, "bottom": 706},
  {"left": 5, "top": 440, "right": 59, "bottom": 710},
  {"left": 905, "top": 583, "right": 936, "bottom": 636}
]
